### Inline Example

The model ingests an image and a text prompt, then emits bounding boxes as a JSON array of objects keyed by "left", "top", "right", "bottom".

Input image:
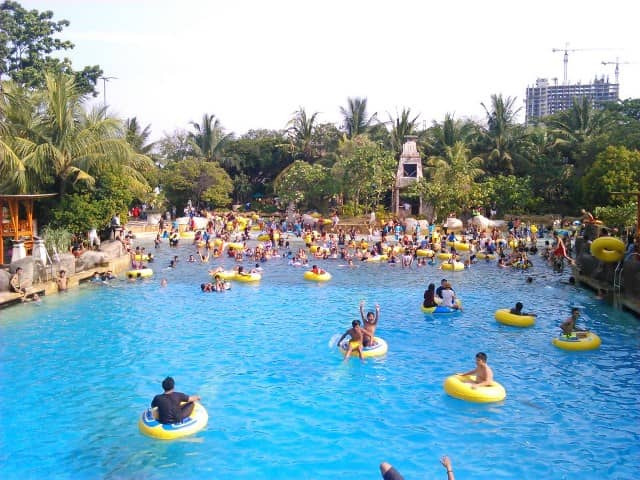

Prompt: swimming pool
[{"left": 1, "top": 237, "right": 638, "bottom": 479}]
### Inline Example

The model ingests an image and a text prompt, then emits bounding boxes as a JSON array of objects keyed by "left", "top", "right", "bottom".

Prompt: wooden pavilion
[{"left": 0, "top": 194, "right": 57, "bottom": 265}]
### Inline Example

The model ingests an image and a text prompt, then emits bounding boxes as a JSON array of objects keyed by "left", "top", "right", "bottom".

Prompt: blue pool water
[{"left": 1, "top": 237, "right": 639, "bottom": 479}]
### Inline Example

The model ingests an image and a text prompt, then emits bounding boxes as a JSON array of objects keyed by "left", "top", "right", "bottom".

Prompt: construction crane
[
  {"left": 552, "top": 43, "right": 614, "bottom": 84},
  {"left": 601, "top": 58, "right": 637, "bottom": 84}
]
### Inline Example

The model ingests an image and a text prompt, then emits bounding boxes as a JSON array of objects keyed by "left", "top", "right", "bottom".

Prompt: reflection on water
[{"left": 1, "top": 237, "right": 638, "bottom": 479}]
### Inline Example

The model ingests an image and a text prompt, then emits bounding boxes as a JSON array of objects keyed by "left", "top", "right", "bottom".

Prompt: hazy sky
[{"left": 20, "top": 0, "right": 640, "bottom": 139}]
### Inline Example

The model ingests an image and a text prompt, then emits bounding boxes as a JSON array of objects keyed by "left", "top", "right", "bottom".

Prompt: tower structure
[
  {"left": 525, "top": 76, "right": 618, "bottom": 124},
  {"left": 392, "top": 136, "right": 424, "bottom": 217}
]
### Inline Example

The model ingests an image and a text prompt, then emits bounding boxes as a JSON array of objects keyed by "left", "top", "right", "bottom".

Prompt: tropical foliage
[
  {"left": 160, "top": 157, "right": 233, "bottom": 210},
  {"left": 2, "top": 0, "right": 640, "bottom": 237},
  {"left": 0, "top": 0, "right": 102, "bottom": 95}
]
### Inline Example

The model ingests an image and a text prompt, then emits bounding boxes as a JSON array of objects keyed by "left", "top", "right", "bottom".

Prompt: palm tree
[
  {"left": 547, "top": 96, "right": 616, "bottom": 174},
  {"left": 480, "top": 94, "right": 526, "bottom": 174},
  {"left": 125, "top": 117, "right": 155, "bottom": 154},
  {"left": 426, "top": 113, "right": 478, "bottom": 157},
  {"left": 1, "top": 72, "right": 151, "bottom": 196},
  {"left": 422, "top": 141, "right": 485, "bottom": 218},
  {"left": 287, "top": 107, "right": 319, "bottom": 162},
  {"left": 388, "top": 107, "right": 420, "bottom": 158},
  {"left": 340, "top": 97, "right": 376, "bottom": 139},
  {"left": 188, "top": 113, "right": 231, "bottom": 161}
]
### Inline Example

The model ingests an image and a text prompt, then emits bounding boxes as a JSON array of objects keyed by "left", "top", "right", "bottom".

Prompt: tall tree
[
  {"left": 286, "top": 107, "right": 319, "bottom": 162},
  {"left": 0, "top": 73, "right": 151, "bottom": 196},
  {"left": 124, "top": 117, "right": 155, "bottom": 155},
  {"left": 419, "top": 141, "right": 485, "bottom": 219},
  {"left": 425, "top": 113, "right": 478, "bottom": 157},
  {"left": 0, "top": 1, "right": 102, "bottom": 95},
  {"left": 332, "top": 136, "right": 396, "bottom": 213},
  {"left": 548, "top": 96, "right": 617, "bottom": 175},
  {"left": 187, "top": 113, "right": 230, "bottom": 162},
  {"left": 161, "top": 156, "right": 233, "bottom": 209},
  {"left": 388, "top": 107, "right": 420, "bottom": 158},
  {"left": 339, "top": 96, "right": 376, "bottom": 139},
  {"left": 480, "top": 94, "right": 527, "bottom": 175}
]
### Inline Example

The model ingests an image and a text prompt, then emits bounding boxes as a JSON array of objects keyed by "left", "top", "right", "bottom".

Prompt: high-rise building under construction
[{"left": 524, "top": 77, "right": 619, "bottom": 124}]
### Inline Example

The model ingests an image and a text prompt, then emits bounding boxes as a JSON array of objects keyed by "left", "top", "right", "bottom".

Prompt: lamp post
[{"left": 99, "top": 76, "right": 118, "bottom": 107}]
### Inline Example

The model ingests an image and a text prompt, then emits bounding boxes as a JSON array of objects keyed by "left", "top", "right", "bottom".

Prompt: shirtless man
[
  {"left": 56, "top": 270, "right": 68, "bottom": 292},
  {"left": 360, "top": 300, "right": 380, "bottom": 347},
  {"left": 336, "top": 320, "right": 371, "bottom": 362},
  {"left": 460, "top": 352, "right": 493, "bottom": 389},
  {"left": 10, "top": 267, "right": 27, "bottom": 301},
  {"left": 559, "top": 307, "right": 588, "bottom": 338}
]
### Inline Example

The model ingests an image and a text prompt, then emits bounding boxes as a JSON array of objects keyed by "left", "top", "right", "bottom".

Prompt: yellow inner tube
[
  {"left": 234, "top": 272, "right": 261, "bottom": 282},
  {"left": 452, "top": 241, "right": 470, "bottom": 251},
  {"left": 138, "top": 402, "right": 208, "bottom": 440},
  {"left": 590, "top": 236, "right": 625, "bottom": 263},
  {"left": 437, "top": 252, "right": 452, "bottom": 260},
  {"left": 127, "top": 268, "right": 153, "bottom": 279},
  {"left": 180, "top": 231, "right": 195, "bottom": 239},
  {"left": 303, "top": 270, "right": 332, "bottom": 282},
  {"left": 257, "top": 234, "right": 270, "bottom": 241},
  {"left": 441, "top": 262, "right": 464, "bottom": 271},
  {"left": 339, "top": 337, "right": 388, "bottom": 358},
  {"left": 443, "top": 374, "right": 506, "bottom": 403},
  {"left": 552, "top": 332, "right": 601, "bottom": 351},
  {"left": 212, "top": 270, "right": 236, "bottom": 280},
  {"left": 494, "top": 309, "right": 535, "bottom": 328},
  {"left": 416, "top": 249, "right": 434, "bottom": 257},
  {"left": 366, "top": 255, "right": 388, "bottom": 262},
  {"left": 227, "top": 242, "right": 244, "bottom": 250},
  {"left": 476, "top": 252, "right": 496, "bottom": 260}
]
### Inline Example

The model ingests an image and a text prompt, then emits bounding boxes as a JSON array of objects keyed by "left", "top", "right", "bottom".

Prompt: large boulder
[
  {"left": 0, "top": 269, "right": 10, "bottom": 292},
  {"left": 469, "top": 214, "right": 506, "bottom": 231},
  {"left": 443, "top": 217, "right": 463, "bottom": 232},
  {"left": 75, "top": 251, "right": 108, "bottom": 272},
  {"left": 100, "top": 240, "right": 126, "bottom": 260},
  {"left": 56, "top": 253, "right": 76, "bottom": 275},
  {"left": 9, "top": 257, "right": 34, "bottom": 288}
]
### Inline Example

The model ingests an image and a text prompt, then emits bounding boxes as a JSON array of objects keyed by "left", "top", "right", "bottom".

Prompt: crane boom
[
  {"left": 552, "top": 44, "right": 615, "bottom": 84},
  {"left": 601, "top": 58, "right": 637, "bottom": 83}
]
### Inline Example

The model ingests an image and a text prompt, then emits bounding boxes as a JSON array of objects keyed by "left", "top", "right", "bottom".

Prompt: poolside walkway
[{"left": 0, "top": 253, "right": 131, "bottom": 310}]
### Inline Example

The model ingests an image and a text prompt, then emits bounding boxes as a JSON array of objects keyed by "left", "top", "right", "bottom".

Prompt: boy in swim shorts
[{"left": 336, "top": 320, "right": 371, "bottom": 362}]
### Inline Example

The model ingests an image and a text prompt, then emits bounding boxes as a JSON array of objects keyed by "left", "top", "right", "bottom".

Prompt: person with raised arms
[{"left": 360, "top": 300, "right": 380, "bottom": 347}]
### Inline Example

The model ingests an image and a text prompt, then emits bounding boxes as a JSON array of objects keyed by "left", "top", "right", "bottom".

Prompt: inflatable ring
[
  {"left": 437, "top": 252, "right": 452, "bottom": 260},
  {"left": 227, "top": 242, "right": 244, "bottom": 250},
  {"left": 138, "top": 402, "right": 208, "bottom": 440},
  {"left": 127, "top": 268, "right": 153, "bottom": 279},
  {"left": 552, "top": 332, "right": 601, "bottom": 351},
  {"left": 494, "top": 309, "right": 535, "bottom": 328},
  {"left": 421, "top": 299, "right": 462, "bottom": 314},
  {"left": 339, "top": 337, "right": 388, "bottom": 358},
  {"left": 443, "top": 374, "right": 506, "bottom": 403},
  {"left": 452, "top": 241, "right": 470, "bottom": 251},
  {"left": 234, "top": 272, "right": 261, "bottom": 283},
  {"left": 211, "top": 270, "right": 236, "bottom": 280},
  {"left": 366, "top": 255, "right": 388, "bottom": 262},
  {"left": 180, "top": 231, "right": 195, "bottom": 239},
  {"left": 590, "top": 237, "right": 625, "bottom": 263},
  {"left": 134, "top": 254, "right": 153, "bottom": 261},
  {"left": 303, "top": 270, "right": 332, "bottom": 281},
  {"left": 416, "top": 249, "right": 434, "bottom": 257},
  {"left": 476, "top": 253, "right": 496, "bottom": 260},
  {"left": 257, "top": 234, "right": 270, "bottom": 241},
  {"left": 441, "top": 262, "right": 464, "bottom": 271}
]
